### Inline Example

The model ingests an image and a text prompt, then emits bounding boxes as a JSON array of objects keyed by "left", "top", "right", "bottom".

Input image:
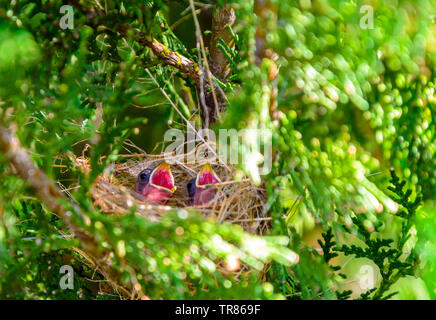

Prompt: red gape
[
  {"left": 135, "top": 162, "right": 176, "bottom": 204},
  {"left": 187, "top": 163, "right": 221, "bottom": 206}
]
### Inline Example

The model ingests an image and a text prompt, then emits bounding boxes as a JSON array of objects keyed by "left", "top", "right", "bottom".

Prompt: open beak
[
  {"left": 149, "top": 162, "right": 176, "bottom": 193},
  {"left": 195, "top": 162, "right": 220, "bottom": 188}
]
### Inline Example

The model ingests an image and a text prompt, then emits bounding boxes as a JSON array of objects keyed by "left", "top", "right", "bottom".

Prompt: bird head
[
  {"left": 187, "top": 162, "right": 220, "bottom": 206},
  {"left": 135, "top": 162, "right": 176, "bottom": 204}
]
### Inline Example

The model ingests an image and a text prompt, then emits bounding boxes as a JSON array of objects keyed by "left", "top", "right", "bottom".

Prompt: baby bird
[
  {"left": 187, "top": 162, "right": 221, "bottom": 206},
  {"left": 135, "top": 162, "right": 176, "bottom": 204}
]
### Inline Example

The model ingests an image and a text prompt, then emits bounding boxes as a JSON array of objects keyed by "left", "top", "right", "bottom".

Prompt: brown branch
[
  {"left": 0, "top": 122, "right": 131, "bottom": 298},
  {"left": 120, "top": 19, "right": 228, "bottom": 127},
  {"left": 117, "top": 25, "right": 203, "bottom": 83},
  {"left": 68, "top": 0, "right": 203, "bottom": 83},
  {"left": 209, "top": 6, "right": 236, "bottom": 81},
  {"left": 188, "top": 3, "right": 236, "bottom": 126}
]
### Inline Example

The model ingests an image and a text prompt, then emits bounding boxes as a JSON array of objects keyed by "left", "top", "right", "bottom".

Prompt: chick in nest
[
  {"left": 134, "top": 162, "right": 176, "bottom": 204},
  {"left": 187, "top": 162, "right": 221, "bottom": 206}
]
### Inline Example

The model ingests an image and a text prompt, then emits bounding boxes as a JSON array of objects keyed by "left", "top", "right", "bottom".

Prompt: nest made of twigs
[{"left": 77, "top": 144, "right": 269, "bottom": 235}]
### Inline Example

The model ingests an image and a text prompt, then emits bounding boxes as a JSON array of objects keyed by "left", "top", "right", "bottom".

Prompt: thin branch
[
  {"left": 189, "top": 0, "right": 222, "bottom": 126},
  {"left": 68, "top": 0, "right": 225, "bottom": 126},
  {"left": 145, "top": 68, "right": 231, "bottom": 171},
  {"left": 209, "top": 6, "right": 236, "bottom": 81},
  {"left": 68, "top": 0, "right": 202, "bottom": 83},
  {"left": 0, "top": 122, "right": 131, "bottom": 298}
]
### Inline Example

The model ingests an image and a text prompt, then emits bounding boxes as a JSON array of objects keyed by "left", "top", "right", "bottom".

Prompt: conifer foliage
[{"left": 0, "top": 0, "right": 435, "bottom": 299}]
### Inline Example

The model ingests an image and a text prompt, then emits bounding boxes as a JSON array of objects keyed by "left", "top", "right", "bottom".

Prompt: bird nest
[{"left": 75, "top": 144, "right": 270, "bottom": 235}]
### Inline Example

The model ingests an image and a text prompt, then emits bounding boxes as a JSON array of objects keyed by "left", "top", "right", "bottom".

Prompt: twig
[
  {"left": 145, "top": 68, "right": 231, "bottom": 171},
  {"left": 67, "top": 0, "right": 225, "bottom": 126},
  {"left": 209, "top": 6, "right": 236, "bottom": 81},
  {"left": 67, "top": 0, "right": 201, "bottom": 82}
]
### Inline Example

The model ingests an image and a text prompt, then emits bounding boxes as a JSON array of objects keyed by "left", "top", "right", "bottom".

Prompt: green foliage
[
  {"left": 0, "top": 0, "right": 434, "bottom": 300},
  {"left": 85, "top": 209, "right": 296, "bottom": 299},
  {"left": 415, "top": 202, "right": 436, "bottom": 299},
  {"left": 320, "top": 170, "right": 421, "bottom": 300},
  {"left": 223, "top": 0, "right": 435, "bottom": 228},
  {"left": 318, "top": 228, "right": 338, "bottom": 265},
  {"left": 0, "top": 179, "right": 296, "bottom": 299}
]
